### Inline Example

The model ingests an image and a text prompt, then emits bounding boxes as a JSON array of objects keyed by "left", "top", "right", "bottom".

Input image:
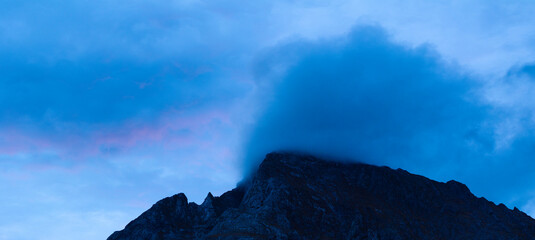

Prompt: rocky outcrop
[{"left": 108, "top": 152, "right": 535, "bottom": 239}]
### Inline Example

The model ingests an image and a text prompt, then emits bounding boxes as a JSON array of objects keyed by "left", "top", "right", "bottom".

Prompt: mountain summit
[{"left": 108, "top": 152, "right": 535, "bottom": 239}]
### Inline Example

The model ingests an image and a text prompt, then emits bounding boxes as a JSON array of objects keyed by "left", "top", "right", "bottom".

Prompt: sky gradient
[{"left": 2, "top": 1, "right": 535, "bottom": 239}]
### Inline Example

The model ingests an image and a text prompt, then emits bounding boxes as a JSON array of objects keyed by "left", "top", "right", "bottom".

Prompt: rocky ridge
[{"left": 108, "top": 152, "right": 535, "bottom": 239}]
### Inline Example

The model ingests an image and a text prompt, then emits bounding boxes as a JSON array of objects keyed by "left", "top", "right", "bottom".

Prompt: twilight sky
[{"left": 2, "top": 1, "right": 535, "bottom": 239}]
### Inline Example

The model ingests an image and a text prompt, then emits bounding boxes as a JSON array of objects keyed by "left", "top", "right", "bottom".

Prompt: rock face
[{"left": 108, "top": 152, "right": 535, "bottom": 239}]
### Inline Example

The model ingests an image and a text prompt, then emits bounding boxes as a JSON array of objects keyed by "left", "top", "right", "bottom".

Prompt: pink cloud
[{"left": 0, "top": 107, "right": 236, "bottom": 172}]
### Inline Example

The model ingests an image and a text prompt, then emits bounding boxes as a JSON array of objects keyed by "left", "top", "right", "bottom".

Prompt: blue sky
[{"left": 2, "top": 1, "right": 535, "bottom": 239}]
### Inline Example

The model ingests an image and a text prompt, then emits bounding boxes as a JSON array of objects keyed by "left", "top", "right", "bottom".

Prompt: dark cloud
[
  {"left": 243, "top": 26, "right": 535, "bottom": 209},
  {"left": 244, "top": 26, "right": 489, "bottom": 171},
  {"left": 517, "top": 62, "right": 535, "bottom": 77}
]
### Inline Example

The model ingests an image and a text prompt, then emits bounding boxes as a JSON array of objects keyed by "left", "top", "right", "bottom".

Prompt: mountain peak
[
  {"left": 108, "top": 152, "right": 535, "bottom": 240},
  {"left": 201, "top": 192, "right": 214, "bottom": 206}
]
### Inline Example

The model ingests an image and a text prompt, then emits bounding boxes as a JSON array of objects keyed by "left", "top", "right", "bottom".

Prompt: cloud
[
  {"left": 243, "top": 25, "right": 535, "bottom": 210},
  {"left": 0, "top": 0, "right": 259, "bottom": 167},
  {"left": 244, "top": 25, "right": 489, "bottom": 171}
]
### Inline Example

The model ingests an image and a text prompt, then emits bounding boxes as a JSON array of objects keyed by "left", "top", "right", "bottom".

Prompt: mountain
[{"left": 108, "top": 152, "right": 535, "bottom": 239}]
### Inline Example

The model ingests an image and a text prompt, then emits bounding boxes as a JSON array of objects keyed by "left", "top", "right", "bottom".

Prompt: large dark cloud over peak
[{"left": 243, "top": 26, "right": 492, "bottom": 176}]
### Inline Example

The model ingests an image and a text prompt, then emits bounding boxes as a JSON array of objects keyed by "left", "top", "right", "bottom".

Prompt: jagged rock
[{"left": 108, "top": 152, "right": 535, "bottom": 239}]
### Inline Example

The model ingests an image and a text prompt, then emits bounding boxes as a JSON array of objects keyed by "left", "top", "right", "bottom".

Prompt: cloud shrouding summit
[
  {"left": 244, "top": 26, "right": 488, "bottom": 171},
  {"left": 243, "top": 26, "right": 535, "bottom": 209}
]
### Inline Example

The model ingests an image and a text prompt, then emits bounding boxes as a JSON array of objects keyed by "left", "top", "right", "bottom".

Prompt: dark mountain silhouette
[{"left": 108, "top": 152, "right": 535, "bottom": 239}]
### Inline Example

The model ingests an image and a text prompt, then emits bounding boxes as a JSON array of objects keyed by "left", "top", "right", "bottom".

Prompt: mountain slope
[{"left": 108, "top": 152, "right": 535, "bottom": 239}]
